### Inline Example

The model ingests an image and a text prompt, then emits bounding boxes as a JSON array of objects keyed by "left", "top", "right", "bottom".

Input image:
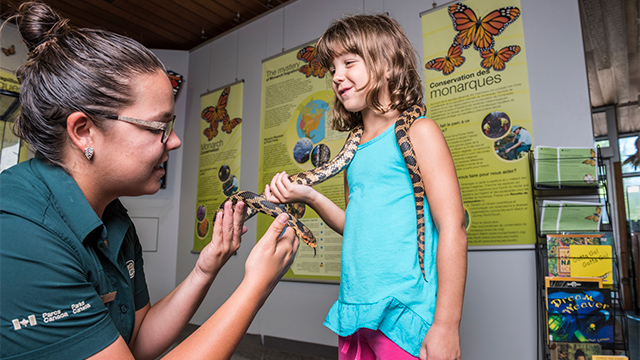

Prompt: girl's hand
[
  {"left": 195, "top": 200, "right": 248, "bottom": 280},
  {"left": 264, "top": 171, "right": 314, "bottom": 204},
  {"left": 243, "top": 212, "right": 299, "bottom": 293},
  {"left": 419, "top": 322, "right": 461, "bottom": 360}
]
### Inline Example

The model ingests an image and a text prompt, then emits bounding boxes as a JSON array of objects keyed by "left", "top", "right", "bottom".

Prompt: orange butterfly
[
  {"left": 203, "top": 126, "right": 217, "bottom": 141},
  {"left": 583, "top": 149, "right": 596, "bottom": 166},
  {"left": 297, "top": 45, "right": 327, "bottom": 79},
  {"left": 425, "top": 43, "right": 465, "bottom": 75},
  {"left": 221, "top": 117, "right": 242, "bottom": 134},
  {"left": 297, "top": 46, "right": 317, "bottom": 62},
  {"left": 201, "top": 87, "right": 230, "bottom": 140},
  {"left": 167, "top": 70, "right": 183, "bottom": 98},
  {"left": 480, "top": 45, "right": 520, "bottom": 71},
  {"left": 300, "top": 58, "right": 327, "bottom": 78},
  {"left": 2, "top": 44, "right": 15, "bottom": 56},
  {"left": 448, "top": 3, "right": 520, "bottom": 51},
  {"left": 585, "top": 207, "right": 601, "bottom": 222}
]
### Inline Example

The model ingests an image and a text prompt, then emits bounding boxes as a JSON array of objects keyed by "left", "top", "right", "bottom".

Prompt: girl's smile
[{"left": 331, "top": 53, "right": 370, "bottom": 112}]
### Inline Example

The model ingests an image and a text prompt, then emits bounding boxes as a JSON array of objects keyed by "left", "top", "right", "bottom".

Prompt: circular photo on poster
[
  {"left": 196, "top": 218, "right": 209, "bottom": 239},
  {"left": 481, "top": 111, "right": 511, "bottom": 139},
  {"left": 287, "top": 202, "right": 306, "bottom": 219},
  {"left": 218, "top": 165, "right": 230, "bottom": 182},
  {"left": 222, "top": 175, "right": 239, "bottom": 196},
  {"left": 196, "top": 204, "right": 206, "bottom": 222},
  {"left": 311, "top": 144, "right": 331, "bottom": 168},
  {"left": 293, "top": 137, "right": 313, "bottom": 163},
  {"left": 494, "top": 125, "right": 531, "bottom": 161}
]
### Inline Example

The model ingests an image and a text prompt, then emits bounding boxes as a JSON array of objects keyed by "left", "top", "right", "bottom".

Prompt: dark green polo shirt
[{"left": 0, "top": 156, "right": 150, "bottom": 359}]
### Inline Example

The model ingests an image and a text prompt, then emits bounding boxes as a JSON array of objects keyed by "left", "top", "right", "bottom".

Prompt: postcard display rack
[{"left": 529, "top": 147, "right": 630, "bottom": 359}]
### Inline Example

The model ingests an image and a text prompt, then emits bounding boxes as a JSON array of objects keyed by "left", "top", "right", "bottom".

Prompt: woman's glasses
[{"left": 104, "top": 114, "right": 176, "bottom": 143}]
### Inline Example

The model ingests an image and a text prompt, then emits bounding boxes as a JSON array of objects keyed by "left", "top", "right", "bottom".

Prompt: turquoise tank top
[{"left": 323, "top": 120, "right": 439, "bottom": 357}]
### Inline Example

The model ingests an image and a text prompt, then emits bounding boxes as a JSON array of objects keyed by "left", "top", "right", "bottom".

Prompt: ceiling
[
  {"left": 0, "top": 0, "right": 293, "bottom": 50},
  {"left": 1, "top": 0, "right": 638, "bottom": 136},
  {"left": 580, "top": 0, "right": 639, "bottom": 137}
]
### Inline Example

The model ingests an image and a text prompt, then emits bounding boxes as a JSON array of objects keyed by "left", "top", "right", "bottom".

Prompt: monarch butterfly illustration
[
  {"left": 448, "top": 3, "right": 520, "bottom": 51},
  {"left": 300, "top": 58, "right": 327, "bottom": 78},
  {"left": 167, "top": 70, "right": 183, "bottom": 97},
  {"left": 585, "top": 207, "right": 601, "bottom": 222},
  {"left": 203, "top": 126, "right": 217, "bottom": 141},
  {"left": 297, "top": 45, "right": 327, "bottom": 79},
  {"left": 201, "top": 87, "right": 230, "bottom": 140},
  {"left": 480, "top": 45, "right": 520, "bottom": 71},
  {"left": 583, "top": 149, "right": 596, "bottom": 166},
  {"left": 425, "top": 43, "right": 465, "bottom": 75},
  {"left": 297, "top": 45, "right": 317, "bottom": 62},
  {"left": 2, "top": 44, "right": 15, "bottom": 56},
  {"left": 221, "top": 117, "right": 242, "bottom": 134}
]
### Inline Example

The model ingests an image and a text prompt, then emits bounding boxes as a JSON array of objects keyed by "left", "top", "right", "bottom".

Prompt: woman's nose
[{"left": 166, "top": 129, "right": 182, "bottom": 150}]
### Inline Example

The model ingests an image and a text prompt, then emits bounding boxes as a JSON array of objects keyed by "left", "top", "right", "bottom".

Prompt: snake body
[{"left": 218, "top": 103, "right": 428, "bottom": 280}]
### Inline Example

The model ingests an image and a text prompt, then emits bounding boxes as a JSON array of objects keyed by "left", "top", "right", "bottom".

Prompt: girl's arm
[
  {"left": 409, "top": 118, "right": 467, "bottom": 360},
  {"left": 265, "top": 171, "right": 347, "bottom": 235}
]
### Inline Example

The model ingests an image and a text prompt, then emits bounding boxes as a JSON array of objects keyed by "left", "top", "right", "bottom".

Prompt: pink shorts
[{"left": 338, "top": 328, "right": 418, "bottom": 360}]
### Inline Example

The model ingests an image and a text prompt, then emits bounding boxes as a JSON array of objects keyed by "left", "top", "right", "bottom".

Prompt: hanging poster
[
  {"left": 421, "top": 0, "right": 536, "bottom": 246},
  {"left": 258, "top": 41, "right": 347, "bottom": 282},
  {"left": 193, "top": 81, "right": 244, "bottom": 252}
]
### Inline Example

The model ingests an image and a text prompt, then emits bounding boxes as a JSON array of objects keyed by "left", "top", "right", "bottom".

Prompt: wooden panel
[{"left": 1, "top": 0, "right": 292, "bottom": 50}]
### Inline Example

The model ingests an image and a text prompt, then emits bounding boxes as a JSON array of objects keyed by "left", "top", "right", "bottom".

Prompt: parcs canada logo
[{"left": 126, "top": 260, "right": 135, "bottom": 279}]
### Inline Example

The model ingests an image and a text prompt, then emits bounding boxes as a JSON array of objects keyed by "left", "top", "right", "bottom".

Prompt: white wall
[
  {"left": 0, "top": 24, "right": 27, "bottom": 72},
  {"left": 173, "top": 1, "right": 592, "bottom": 360}
]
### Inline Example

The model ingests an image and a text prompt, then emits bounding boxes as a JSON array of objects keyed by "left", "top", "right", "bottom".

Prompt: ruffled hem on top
[{"left": 323, "top": 296, "right": 431, "bottom": 357}]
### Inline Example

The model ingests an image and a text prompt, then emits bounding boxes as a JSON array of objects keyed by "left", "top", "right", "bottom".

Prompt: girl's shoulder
[{"left": 409, "top": 117, "right": 442, "bottom": 138}]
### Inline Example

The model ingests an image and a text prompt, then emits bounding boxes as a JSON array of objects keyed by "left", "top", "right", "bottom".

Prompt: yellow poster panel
[
  {"left": 258, "top": 42, "right": 347, "bottom": 282},
  {"left": 422, "top": 0, "right": 536, "bottom": 246},
  {"left": 193, "top": 82, "right": 244, "bottom": 252}
]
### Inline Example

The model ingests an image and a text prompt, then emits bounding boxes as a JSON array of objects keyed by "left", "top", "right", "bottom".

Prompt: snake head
[{"left": 289, "top": 219, "right": 316, "bottom": 256}]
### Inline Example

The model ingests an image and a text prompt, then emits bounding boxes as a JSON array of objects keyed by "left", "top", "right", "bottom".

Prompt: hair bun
[{"left": 13, "top": 1, "right": 69, "bottom": 52}]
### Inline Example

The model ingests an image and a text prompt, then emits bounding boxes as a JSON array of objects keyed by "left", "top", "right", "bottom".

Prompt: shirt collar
[{"left": 31, "top": 156, "right": 127, "bottom": 244}]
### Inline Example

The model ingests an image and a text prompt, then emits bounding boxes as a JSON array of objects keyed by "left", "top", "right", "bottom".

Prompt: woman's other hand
[
  {"left": 195, "top": 200, "right": 248, "bottom": 280},
  {"left": 244, "top": 212, "right": 299, "bottom": 294}
]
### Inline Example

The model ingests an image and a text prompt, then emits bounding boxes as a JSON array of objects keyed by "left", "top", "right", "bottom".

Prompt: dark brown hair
[
  {"left": 4, "top": 1, "right": 166, "bottom": 167},
  {"left": 316, "top": 14, "right": 423, "bottom": 131}
]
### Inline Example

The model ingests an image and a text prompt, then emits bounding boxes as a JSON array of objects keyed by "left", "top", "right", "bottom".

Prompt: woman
[{"left": 0, "top": 2, "right": 299, "bottom": 359}]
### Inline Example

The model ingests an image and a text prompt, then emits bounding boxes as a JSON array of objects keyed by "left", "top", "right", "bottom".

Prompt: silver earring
[{"left": 84, "top": 146, "right": 94, "bottom": 161}]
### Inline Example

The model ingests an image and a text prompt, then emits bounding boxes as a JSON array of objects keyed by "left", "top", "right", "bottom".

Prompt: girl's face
[
  {"left": 330, "top": 52, "right": 372, "bottom": 112},
  {"left": 98, "top": 70, "right": 181, "bottom": 197}
]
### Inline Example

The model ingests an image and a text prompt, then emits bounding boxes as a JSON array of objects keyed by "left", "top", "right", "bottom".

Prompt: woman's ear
[{"left": 66, "top": 112, "right": 95, "bottom": 155}]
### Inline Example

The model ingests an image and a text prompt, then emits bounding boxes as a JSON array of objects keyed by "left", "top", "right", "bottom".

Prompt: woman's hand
[
  {"left": 195, "top": 200, "right": 248, "bottom": 281},
  {"left": 264, "top": 171, "right": 314, "bottom": 204},
  {"left": 243, "top": 212, "right": 299, "bottom": 294}
]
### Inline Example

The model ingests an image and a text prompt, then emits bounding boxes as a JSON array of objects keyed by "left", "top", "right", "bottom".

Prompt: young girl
[{"left": 265, "top": 14, "right": 467, "bottom": 360}]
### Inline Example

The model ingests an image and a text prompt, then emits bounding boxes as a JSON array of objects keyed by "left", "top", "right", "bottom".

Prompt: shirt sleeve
[
  {"left": 0, "top": 213, "right": 120, "bottom": 359},
  {"left": 130, "top": 229, "right": 150, "bottom": 311}
]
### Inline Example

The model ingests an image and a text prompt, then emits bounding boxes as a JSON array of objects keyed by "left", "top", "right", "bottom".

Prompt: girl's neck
[{"left": 360, "top": 106, "right": 401, "bottom": 143}]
